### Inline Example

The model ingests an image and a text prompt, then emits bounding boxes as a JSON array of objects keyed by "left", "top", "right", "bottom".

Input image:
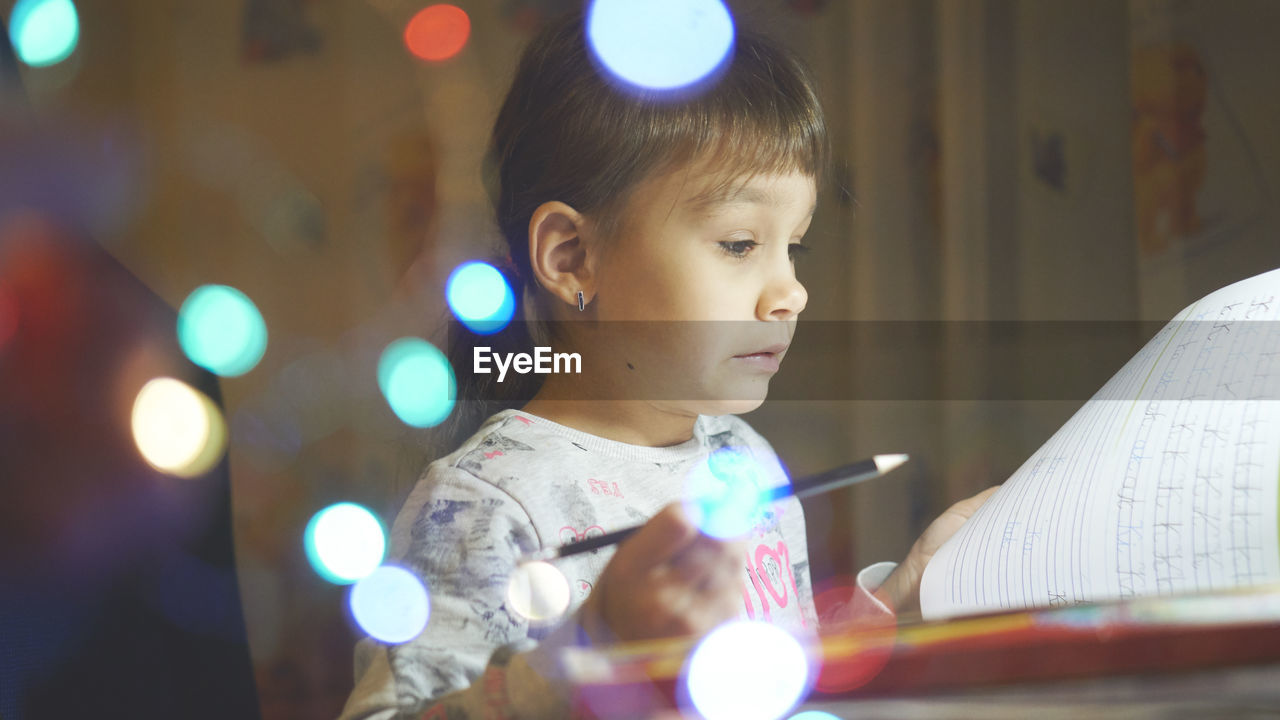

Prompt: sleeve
[
  {"left": 815, "top": 561, "right": 899, "bottom": 632},
  {"left": 339, "top": 464, "right": 581, "bottom": 720}
]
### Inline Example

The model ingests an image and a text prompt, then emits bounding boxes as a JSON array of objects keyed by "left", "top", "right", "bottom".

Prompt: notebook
[{"left": 921, "top": 267, "right": 1280, "bottom": 620}]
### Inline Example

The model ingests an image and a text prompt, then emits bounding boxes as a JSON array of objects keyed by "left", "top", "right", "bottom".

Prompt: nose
[{"left": 757, "top": 264, "right": 808, "bottom": 321}]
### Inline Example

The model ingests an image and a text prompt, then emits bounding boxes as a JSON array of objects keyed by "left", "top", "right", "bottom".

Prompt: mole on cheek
[{"left": 626, "top": 362, "right": 635, "bottom": 370}]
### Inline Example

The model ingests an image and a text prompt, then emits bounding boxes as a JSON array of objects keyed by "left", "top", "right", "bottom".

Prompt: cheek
[
  {"left": 603, "top": 258, "right": 698, "bottom": 320},
  {"left": 658, "top": 260, "right": 740, "bottom": 321}
]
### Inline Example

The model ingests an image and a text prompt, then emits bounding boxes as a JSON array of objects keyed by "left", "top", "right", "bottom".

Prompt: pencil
[{"left": 518, "top": 453, "right": 909, "bottom": 564}]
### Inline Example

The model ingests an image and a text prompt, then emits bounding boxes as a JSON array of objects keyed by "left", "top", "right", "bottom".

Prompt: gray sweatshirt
[{"left": 339, "top": 409, "right": 893, "bottom": 720}]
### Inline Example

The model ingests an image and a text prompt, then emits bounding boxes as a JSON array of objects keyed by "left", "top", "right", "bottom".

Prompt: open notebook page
[{"left": 920, "top": 268, "right": 1280, "bottom": 621}]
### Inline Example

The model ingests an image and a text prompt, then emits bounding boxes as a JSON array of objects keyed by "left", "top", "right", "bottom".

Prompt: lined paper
[{"left": 921, "top": 268, "right": 1280, "bottom": 620}]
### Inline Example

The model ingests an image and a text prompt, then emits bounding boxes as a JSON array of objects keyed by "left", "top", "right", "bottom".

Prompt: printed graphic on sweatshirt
[{"left": 456, "top": 433, "right": 535, "bottom": 474}]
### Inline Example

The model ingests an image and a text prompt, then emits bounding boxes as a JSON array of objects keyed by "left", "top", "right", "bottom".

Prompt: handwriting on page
[{"left": 920, "top": 269, "right": 1280, "bottom": 620}]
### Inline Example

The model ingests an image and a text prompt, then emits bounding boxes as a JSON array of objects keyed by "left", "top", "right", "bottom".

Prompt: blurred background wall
[{"left": 3, "top": 0, "right": 1278, "bottom": 717}]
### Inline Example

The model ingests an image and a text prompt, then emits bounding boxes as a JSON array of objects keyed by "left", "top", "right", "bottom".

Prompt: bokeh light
[
  {"left": 683, "top": 447, "right": 771, "bottom": 539},
  {"left": 812, "top": 628, "right": 894, "bottom": 695},
  {"left": 304, "top": 502, "right": 387, "bottom": 585},
  {"left": 404, "top": 4, "right": 470, "bottom": 62},
  {"left": 0, "top": 286, "right": 17, "bottom": 351},
  {"left": 445, "top": 261, "right": 515, "bottom": 335},
  {"left": 377, "top": 337, "right": 455, "bottom": 428},
  {"left": 178, "top": 284, "right": 268, "bottom": 377},
  {"left": 787, "top": 712, "right": 843, "bottom": 720},
  {"left": 131, "top": 377, "right": 228, "bottom": 478},
  {"left": 8, "top": 0, "right": 79, "bottom": 68},
  {"left": 506, "top": 560, "right": 571, "bottom": 624},
  {"left": 349, "top": 565, "right": 431, "bottom": 644},
  {"left": 810, "top": 573, "right": 895, "bottom": 694},
  {"left": 685, "top": 620, "right": 810, "bottom": 720},
  {"left": 586, "top": 0, "right": 735, "bottom": 91}
]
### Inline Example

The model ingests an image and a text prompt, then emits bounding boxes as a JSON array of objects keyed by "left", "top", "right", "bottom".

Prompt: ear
[{"left": 527, "top": 201, "right": 595, "bottom": 309}]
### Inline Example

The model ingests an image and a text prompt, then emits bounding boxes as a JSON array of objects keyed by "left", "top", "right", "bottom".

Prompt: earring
[{"left": 577, "top": 290, "right": 586, "bottom": 312}]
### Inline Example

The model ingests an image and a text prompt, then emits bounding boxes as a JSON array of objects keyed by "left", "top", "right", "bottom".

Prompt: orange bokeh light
[{"left": 404, "top": 4, "right": 470, "bottom": 62}]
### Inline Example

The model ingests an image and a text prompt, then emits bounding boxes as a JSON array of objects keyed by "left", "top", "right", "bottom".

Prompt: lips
[
  {"left": 733, "top": 343, "right": 789, "bottom": 358},
  {"left": 731, "top": 343, "right": 788, "bottom": 373}
]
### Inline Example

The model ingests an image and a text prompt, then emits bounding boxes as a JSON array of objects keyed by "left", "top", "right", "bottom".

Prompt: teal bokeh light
[
  {"left": 685, "top": 621, "right": 810, "bottom": 720},
  {"left": 304, "top": 502, "right": 387, "bottom": 585},
  {"left": 377, "top": 337, "right": 455, "bottom": 428},
  {"left": 445, "top": 261, "right": 514, "bottom": 335},
  {"left": 586, "top": 0, "right": 734, "bottom": 91},
  {"left": 9, "top": 0, "right": 79, "bottom": 67},
  {"left": 684, "top": 447, "right": 772, "bottom": 539},
  {"left": 349, "top": 565, "right": 430, "bottom": 644},
  {"left": 178, "top": 284, "right": 268, "bottom": 377}
]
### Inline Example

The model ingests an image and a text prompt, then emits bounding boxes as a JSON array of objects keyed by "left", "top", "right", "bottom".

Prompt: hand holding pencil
[
  {"left": 521, "top": 453, "right": 909, "bottom": 564},
  {"left": 555, "top": 453, "right": 909, "bottom": 644}
]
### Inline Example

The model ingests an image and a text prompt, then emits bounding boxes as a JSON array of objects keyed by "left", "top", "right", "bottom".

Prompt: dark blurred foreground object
[
  {"left": 0, "top": 214, "right": 261, "bottom": 720},
  {"left": 0, "top": 28, "right": 260, "bottom": 720}
]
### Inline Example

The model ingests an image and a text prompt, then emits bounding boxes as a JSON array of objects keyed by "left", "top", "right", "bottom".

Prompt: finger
[
  {"left": 655, "top": 580, "right": 742, "bottom": 638},
  {"left": 608, "top": 503, "right": 700, "bottom": 577},
  {"left": 701, "top": 551, "right": 747, "bottom": 603},
  {"left": 666, "top": 534, "right": 743, "bottom": 587},
  {"left": 954, "top": 485, "right": 1000, "bottom": 514},
  {"left": 695, "top": 577, "right": 746, "bottom": 629}
]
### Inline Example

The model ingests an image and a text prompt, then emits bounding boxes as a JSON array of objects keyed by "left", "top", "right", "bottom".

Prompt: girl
[{"left": 341, "top": 9, "right": 993, "bottom": 720}]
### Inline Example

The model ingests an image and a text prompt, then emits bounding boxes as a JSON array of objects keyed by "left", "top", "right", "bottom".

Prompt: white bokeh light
[
  {"left": 304, "top": 503, "right": 387, "bottom": 584},
  {"left": 131, "top": 377, "right": 226, "bottom": 477},
  {"left": 350, "top": 565, "right": 431, "bottom": 644},
  {"left": 506, "top": 560, "right": 571, "bottom": 624},
  {"left": 586, "top": 0, "right": 735, "bottom": 91},
  {"left": 686, "top": 620, "right": 810, "bottom": 720}
]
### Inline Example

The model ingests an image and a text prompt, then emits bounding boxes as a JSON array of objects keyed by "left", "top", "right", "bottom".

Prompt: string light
[
  {"left": 178, "top": 284, "right": 268, "bottom": 377},
  {"left": 131, "top": 377, "right": 227, "bottom": 478},
  {"left": 506, "top": 561, "right": 571, "bottom": 624},
  {"left": 446, "top": 261, "right": 515, "bottom": 335},
  {"left": 8, "top": 0, "right": 79, "bottom": 67},
  {"left": 685, "top": 620, "right": 811, "bottom": 720},
  {"left": 404, "top": 4, "right": 470, "bottom": 62},
  {"left": 586, "top": 0, "right": 735, "bottom": 92},
  {"left": 377, "top": 338, "right": 455, "bottom": 428},
  {"left": 304, "top": 502, "right": 387, "bottom": 585},
  {"left": 350, "top": 565, "right": 431, "bottom": 644}
]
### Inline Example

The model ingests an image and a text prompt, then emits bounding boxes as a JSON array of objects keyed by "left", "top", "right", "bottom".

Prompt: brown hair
[{"left": 435, "top": 9, "right": 830, "bottom": 455}]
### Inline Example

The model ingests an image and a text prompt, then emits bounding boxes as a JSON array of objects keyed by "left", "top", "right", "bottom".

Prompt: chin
[
  {"left": 687, "top": 394, "right": 768, "bottom": 417},
  {"left": 712, "top": 398, "right": 767, "bottom": 415},
  {"left": 665, "top": 377, "right": 772, "bottom": 416}
]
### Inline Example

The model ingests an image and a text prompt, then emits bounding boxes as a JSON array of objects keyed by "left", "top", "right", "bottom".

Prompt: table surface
[{"left": 569, "top": 584, "right": 1280, "bottom": 718}]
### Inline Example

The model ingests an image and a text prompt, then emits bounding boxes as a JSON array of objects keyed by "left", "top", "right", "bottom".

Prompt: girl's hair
[{"left": 433, "top": 9, "right": 830, "bottom": 457}]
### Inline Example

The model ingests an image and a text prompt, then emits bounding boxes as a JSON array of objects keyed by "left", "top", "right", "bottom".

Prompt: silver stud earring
[{"left": 577, "top": 290, "right": 586, "bottom": 312}]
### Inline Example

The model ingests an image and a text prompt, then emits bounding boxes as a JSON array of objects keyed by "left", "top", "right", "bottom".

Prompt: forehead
[
  {"left": 632, "top": 165, "right": 817, "bottom": 223},
  {"left": 682, "top": 172, "right": 818, "bottom": 216}
]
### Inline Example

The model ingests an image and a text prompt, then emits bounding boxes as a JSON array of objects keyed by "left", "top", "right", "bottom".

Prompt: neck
[{"left": 520, "top": 373, "right": 699, "bottom": 447}]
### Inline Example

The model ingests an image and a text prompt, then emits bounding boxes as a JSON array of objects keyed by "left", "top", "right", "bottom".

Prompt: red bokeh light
[
  {"left": 404, "top": 4, "right": 470, "bottom": 62},
  {"left": 0, "top": 287, "right": 17, "bottom": 350},
  {"left": 811, "top": 575, "right": 897, "bottom": 693}
]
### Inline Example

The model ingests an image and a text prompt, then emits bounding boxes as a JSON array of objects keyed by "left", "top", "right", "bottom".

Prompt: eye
[
  {"left": 788, "top": 242, "right": 811, "bottom": 262},
  {"left": 717, "top": 238, "right": 759, "bottom": 259}
]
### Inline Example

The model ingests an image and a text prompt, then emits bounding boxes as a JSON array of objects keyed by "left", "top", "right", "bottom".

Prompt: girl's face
[{"left": 586, "top": 166, "right": 815, "bottom": 416}]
